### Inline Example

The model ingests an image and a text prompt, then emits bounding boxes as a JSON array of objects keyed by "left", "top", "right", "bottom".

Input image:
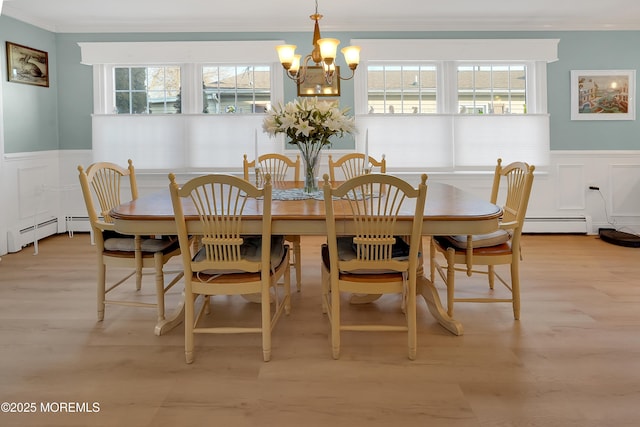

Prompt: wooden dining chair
[
  {"left": 327, "top": 152, "right": 386, "bottom": 185},
  {"left": 78, "top": 160, "right": 184, "bottom": 332},
  {"left": 169, "top": 172, "right": 291, "bottom": 363},
  {"left": 430, "top": 158, "right": 535, "bottom": 320},
  {"left": 243, "top": 153, "right": 301, "bottom": 185},
  {"left": 321, "top": 173, "right": 428, "bottom": 360},
  {"left": 243, "top": 153, "right": 302, "bottom": 291}
]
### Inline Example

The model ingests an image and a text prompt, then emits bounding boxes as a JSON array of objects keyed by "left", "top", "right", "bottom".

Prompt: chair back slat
[{"left": 328, "top": 153, "right": 386, "bottom": 184}]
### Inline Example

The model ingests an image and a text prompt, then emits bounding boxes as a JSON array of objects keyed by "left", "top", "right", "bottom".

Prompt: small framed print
[
  {"left": 297, "top": 66, "right": 340, "bottom": 97},
  {"left": 6, "top": 41, "right": 49, "bottom": 87},
  {"left": 570, "top": 70, "right": 635, "bottom": 120}
]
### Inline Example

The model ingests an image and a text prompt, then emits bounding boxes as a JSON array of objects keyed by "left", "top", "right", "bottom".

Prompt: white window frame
[
  {"left": 454, "top": 62, "right": 530, "bottom": 115},
  {"left": 366, "top": 62, "right": 440, "bottom": 114},
  {"left": 110, "top": 64, "right": 183, "bottom": 114},
  {"left": 352, "top": 39, "right": 559, "bottom": 171},
  {"left": 78, "top": 41, "right": 285, "bottom": 172},
  {"left": 80, "top": 41, "right": 284, "bottom": 115}
]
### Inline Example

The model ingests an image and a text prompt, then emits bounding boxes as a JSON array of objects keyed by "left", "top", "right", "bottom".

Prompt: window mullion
[{"left": 441, "top": 61, "right": 455, "bottom": 114}]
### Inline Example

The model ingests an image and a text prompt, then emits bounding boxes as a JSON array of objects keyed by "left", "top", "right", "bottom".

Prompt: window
[
  {"left": 367, "top": 64, "right": 437, "bottom": 114},
  {"left": 367, "top": 62, "right": 527, "bottom": 116},
  {"left": 458, "top": 64, "right": 526, "bottom": 115},
  {"left": 354, "top": 39, "right": 558, "bottom": 170},
  {"left": 80, "top": 41, "right": 284, "bottom": 171},
  {"left": 114, "top": 66, "right": 181, "bottom": 114},
  {"left": 202, "top": 65, "right": 271, "bottom": 114}
]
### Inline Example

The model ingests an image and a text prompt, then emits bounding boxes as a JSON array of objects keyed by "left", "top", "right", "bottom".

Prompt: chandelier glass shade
[{"left": 275, "top": 1, "right": 360, "bottom": 85}]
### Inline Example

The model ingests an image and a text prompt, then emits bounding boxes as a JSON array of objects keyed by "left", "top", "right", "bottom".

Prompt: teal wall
[
  {"left": 1, "top": 16, "right": 58, "bottom": 153},
  {"left": 548, "top": 31, "right": 640, "bottom": 150},
  {"left": 2, "top": 14, "right": 640, "bottom": 154}
]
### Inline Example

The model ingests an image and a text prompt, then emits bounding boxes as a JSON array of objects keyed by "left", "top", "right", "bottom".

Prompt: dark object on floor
[{"left": 599, "top": 228, "right": 640, "bottom": 248}]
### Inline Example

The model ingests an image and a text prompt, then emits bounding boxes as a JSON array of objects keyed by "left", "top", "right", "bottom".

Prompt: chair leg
[
  {"left": 511, "top": 261, "right": 521, "bottom": 320},
  {"left": 284, "top": 259, "right": 292, "bottom": 315},
  {"left": 330, "top": 280, "right": 341, "bottom": 359},
  {"left": 488, "top": 265, "right": 495, "bottom": 290},
  {"left": 204, "top": 295, "right": 211, "bottom": 315},
  {"left": 407, "top": 281, "right": 417, "bottom": 361},
  {"left": 446, "top": 247, "right": 456, "bottom": 318},
  {"left": 321, "top": 264, "right": 329, "bottom": 314},
  {"left": 429, "top": 238, "right": 436, "bottom": 283},
  {"left": 134, "top": 236, "right": 143, "bottom": 291},
  {"left": 261, "top": 279, "right": 272, "bottom": 362},
  {"left": 184, "top": 293, "right": 195, "bottom": 364},
  {"left": 293, "top": 238, "right": 302, "bottom": 292},
  {"left": 97, "top": 261, "right": 106, "bottom": 321},
  {"left": 153, "top": 253, "right": 166, "bottom": 322}
]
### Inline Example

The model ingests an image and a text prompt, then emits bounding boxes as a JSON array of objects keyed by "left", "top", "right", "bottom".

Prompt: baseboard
[{"left": 523, "top": 216, "right": 591, "bottom": 234}]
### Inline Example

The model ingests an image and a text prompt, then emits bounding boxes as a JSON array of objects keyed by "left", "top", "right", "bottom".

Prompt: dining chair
[
  {"left": 78, "top": 160, "right": 184, "bottom": 330},
  {"left": 327, "top": 152, "right": 386, "bottom": 185},
  {"left": 243, "top": 153, "right": 302, "bottom": 291},
  {"left": 430, "top": 158, "right": 535, "bottom": 320},
  {"left": 321, "top": 173, "right": 428, "bottom": 360},
  {"left": 243, "top": 153, "right": 301, "bottom": 185},
  {"left": 169, "top": 172, "right": 291, "bottom": 363}
]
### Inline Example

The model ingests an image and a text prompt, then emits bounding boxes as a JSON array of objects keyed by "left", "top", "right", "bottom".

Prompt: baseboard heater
[
  {"left": 7, "top": 218, "right": 59, "bottom": 253},
  {"left": 65, "top": 216, "right": 92, "bottom": 234},
  {"left": 523, "top": 216, "right": 591, "bottom": 234}
]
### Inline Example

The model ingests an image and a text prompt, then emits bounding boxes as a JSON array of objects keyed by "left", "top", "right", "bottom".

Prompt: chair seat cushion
[
  {"left": 435, "top": 229, "right": 511, "bottom": 250},
  {"left": 194, "top": 235, "right": 287, "bottom": 274},
  {"left": 322, "top": 237, "right": 419, "bottom": 275},
  {"left": 104, "top": 235, "right": 179, "bottom": 253}
]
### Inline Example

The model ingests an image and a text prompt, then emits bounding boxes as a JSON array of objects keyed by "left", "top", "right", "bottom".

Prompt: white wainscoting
[
  {"left": 3, "top": 151, "right": 62, "bottom": 253},
  {"left": 1, "top": 149, "right": 639, "bottom": 255}
]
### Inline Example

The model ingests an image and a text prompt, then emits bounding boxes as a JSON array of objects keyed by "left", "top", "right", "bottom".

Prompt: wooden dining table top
[{"left": 110, "top": 180, "right": 502, "bottom": 237}]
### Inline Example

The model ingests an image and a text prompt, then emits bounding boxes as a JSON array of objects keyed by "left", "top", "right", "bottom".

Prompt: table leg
[
  {"left": 416, "top": 275, "right": 463, "bottom": 336},
  {"left": 415, "top": 237, "right": 463, "bottom": 335},
  {"left": 154, "top": 296, "right": 185, "bottom": 336}
]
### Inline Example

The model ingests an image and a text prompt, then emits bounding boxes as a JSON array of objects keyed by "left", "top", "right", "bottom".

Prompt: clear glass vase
[
  {"left": 296, "top": 139, "right": 323, "bottom": 194},
  {"left": 301, "top": 149, "right": 320, "bottom": 194}
]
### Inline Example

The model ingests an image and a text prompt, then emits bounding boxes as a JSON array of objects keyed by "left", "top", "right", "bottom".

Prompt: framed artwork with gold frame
[
  {"left": 297, "top": 66, "right": 340, "bottom": 97},
  {"left": 6, "top": 41, "right": 49, "bottom": 87}
]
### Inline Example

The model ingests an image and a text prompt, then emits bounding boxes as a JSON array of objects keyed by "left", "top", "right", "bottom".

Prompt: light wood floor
[{"left": 0, "top": 233, "right": 639, "bottom": 426}]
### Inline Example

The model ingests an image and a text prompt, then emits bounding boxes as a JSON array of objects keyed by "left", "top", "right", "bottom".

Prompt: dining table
[{"left": 109, "top": 179, "right": 502, "bottom": 337}]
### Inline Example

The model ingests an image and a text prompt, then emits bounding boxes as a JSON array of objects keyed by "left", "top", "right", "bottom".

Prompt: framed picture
[
  {"left": 297, "top": 66, "right": 340, "bottom": 97},
  {"left": 5, "top": 42, "right": 49, "bottom": 87},
  {"left": 570, "top": 70, "right": 635, "bottom": 120}
]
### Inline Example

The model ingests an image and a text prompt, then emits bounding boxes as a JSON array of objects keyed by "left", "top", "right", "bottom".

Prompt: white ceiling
[{"left": 2, "top": 0, "right": 640, "bottom": 33}]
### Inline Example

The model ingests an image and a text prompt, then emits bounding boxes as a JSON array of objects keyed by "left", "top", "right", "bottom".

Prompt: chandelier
[{"left": 275, "top": 0, "right": 361, "bottom": 85}]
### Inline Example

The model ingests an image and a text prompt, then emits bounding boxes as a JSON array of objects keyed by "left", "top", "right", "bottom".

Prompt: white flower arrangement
[
  {"left": 262, "top": 97, "right": 356, "bottom": 147},
  {"left": 262, "top": 97, "right": 356, "bottom": 193}
]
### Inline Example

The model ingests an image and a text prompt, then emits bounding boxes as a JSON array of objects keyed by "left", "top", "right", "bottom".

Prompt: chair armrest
[
  {"left": 499, "top": 221, "right": 518, "bottom": 230},
  {"left": 94, "top": 220, "right": 115, "bottom": 232}
]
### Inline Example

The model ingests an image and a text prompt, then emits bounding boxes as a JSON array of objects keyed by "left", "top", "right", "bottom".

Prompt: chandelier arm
[
  {"left": 285, "top": 70, "right": 300, "bottom": 81},
  {"left": 338, "top": 67, "right": 357, "bottom": 81},
  {"left": 323, "top": 71, "right": 334, "bottom": 86},
  {"left": 285, "top": 54, "right": 316, "bottom": 84}
]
